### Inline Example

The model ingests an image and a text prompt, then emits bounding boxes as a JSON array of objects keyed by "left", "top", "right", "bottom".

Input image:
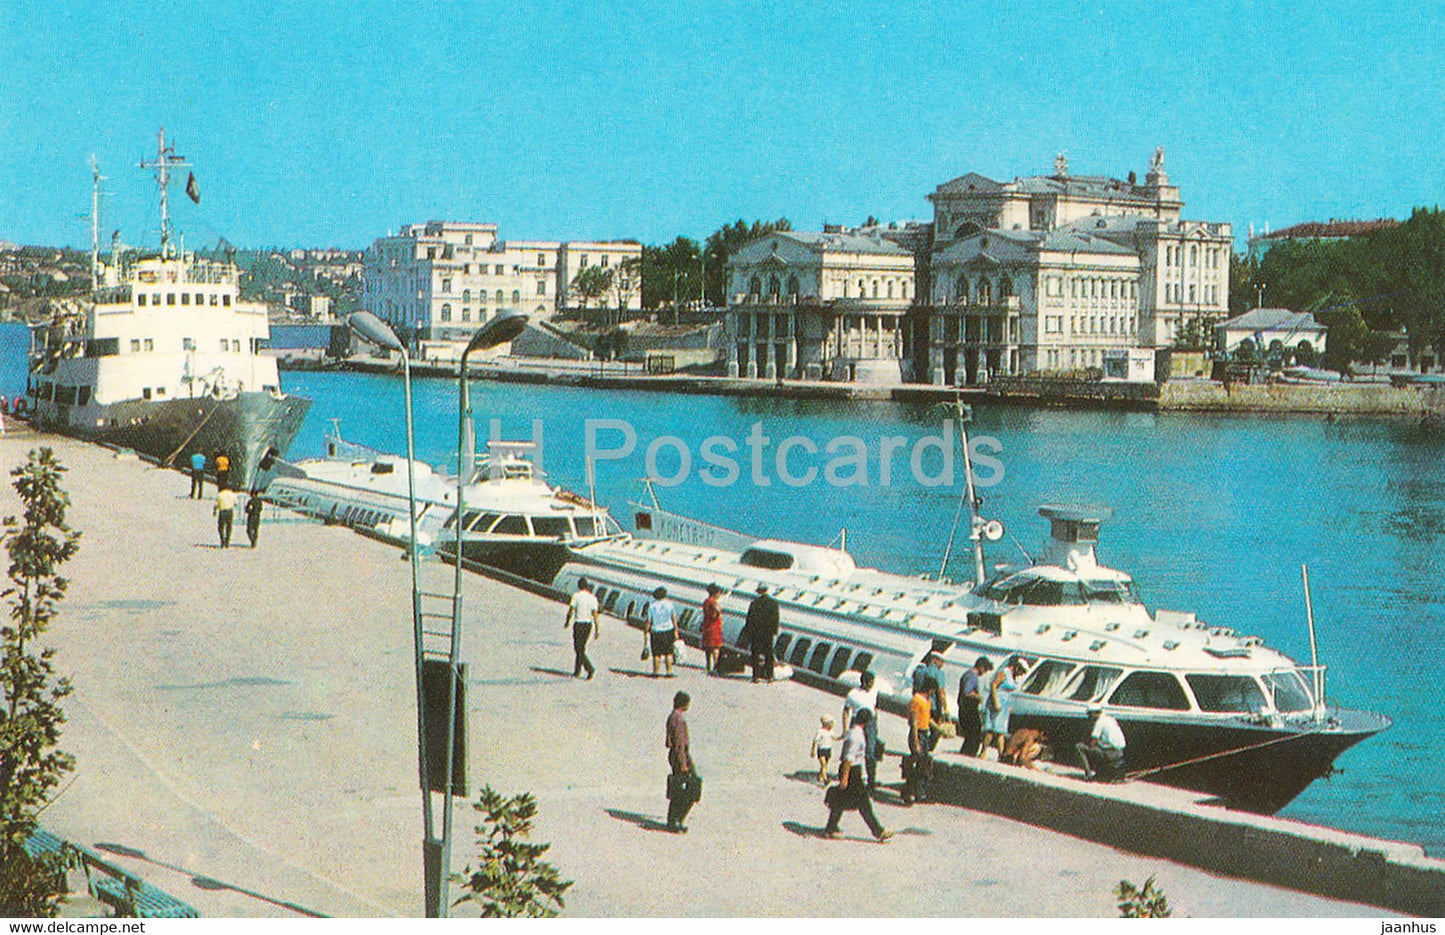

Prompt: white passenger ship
[
  {"left": 25, "top": 131, "right": 309, "bottom": 487},
  {"left": 543, "top": 497, "right": 1388, "bottom": 813}
]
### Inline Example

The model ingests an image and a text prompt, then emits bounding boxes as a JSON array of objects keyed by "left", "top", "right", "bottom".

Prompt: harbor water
[{"left": 2, "top": 324, "right": 1439, "bottom": 855}]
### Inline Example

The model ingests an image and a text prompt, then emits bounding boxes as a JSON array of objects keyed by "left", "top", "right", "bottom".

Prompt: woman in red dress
[{"left": 701, "top": 583, "right": 725, "bottom": 675}]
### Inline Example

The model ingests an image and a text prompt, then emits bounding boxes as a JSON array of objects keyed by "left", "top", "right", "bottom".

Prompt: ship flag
[{"left": 185, "top": 172, "right": 200, "bottom": 204}]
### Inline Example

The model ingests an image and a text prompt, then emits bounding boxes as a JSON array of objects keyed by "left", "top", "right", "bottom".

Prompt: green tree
[
  {"left": 452, "top": 787, "right": 572, "bottom": 918},
  {"left": 571, "top": 265, "right": 614, "bottom": 315},
  {"left": 1115, "top": 876, "right": 1172, "bottom": 917},
  {"left": 1, "top": 448, "right": 81, "bottom": 917}
]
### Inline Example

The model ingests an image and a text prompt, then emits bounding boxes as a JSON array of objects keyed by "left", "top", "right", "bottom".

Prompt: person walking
[
  {"left": 745, "top": 583, "right": 779, "bottom": 682},
  {"left": 645, "top": 586, "right": 678, "bottom": 678},
  {"left": 214, "top": 486, "right": 237, "bottom": 549},
  {"left": 958, "top": 657, "right": 994, "bottom": 756},
  {"left": 665, "top": 691, "right": 698, "bottom": 833},
  {"left": 822, "top": 708, "right": 892, "bottom": 843},
  {"left": 244, "top": 488, "right": 265, "bottom": 548},
  {"left": 1076, "top": 705, "right": 1127, "bottom": 781},
  {"left": 189, "top": 451, "right": 207, "bottom": 499},
  {"left": 842, "top": 670, "right": 881, "bottom": 791},
  {"left": 700, "top": 583, "right": 724, "bottom": 675},
  {"left": 901, "top": 682, "right": 934, "bottom": 805},
  {"left": 565, "top": 577, "right": 601, "bottom": 679}
]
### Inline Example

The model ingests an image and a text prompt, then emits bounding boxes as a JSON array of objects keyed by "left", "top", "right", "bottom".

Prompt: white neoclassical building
[
  {"left": 724, "top": 228, "right": 917, "bottom": 382},
  {"left": 363, "top": 222, "right": 641, "bottom": 348},
  {"left": 920, "top": 150, "right": 1232, "bottom": 382}
]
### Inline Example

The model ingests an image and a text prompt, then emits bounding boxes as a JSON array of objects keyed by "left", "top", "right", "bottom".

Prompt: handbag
[{"left": 641, "top": 646, "right": 650, "bottom": 661}]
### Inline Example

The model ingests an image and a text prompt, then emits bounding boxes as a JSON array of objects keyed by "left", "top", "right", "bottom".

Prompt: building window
[
  {"left": 462, "top": 308, "right": 471, "bottom": 321},
  {"left": 496, "top": 290, "right": 504, "bottom": 304},
  {"left": 181, "top": 293, "right": 190, "bottom": 305},
  {"left": 441, "top": 303, "right": 452, "bottom": 322},
  {"left": 463, "top": 289, "right": 471, "bottom": 303},
  {"left": 130, "top": 339, "right": 141, "bottom": 352},
  {"left": 138, "top": 293, "right": 147, "bottom": 307},
  {"left": 183, "top": 337, "right": 195, "bottom": 350},
  {"left": 480, "top": 291, "right": 489, "bottom": 305},
  {"left": 580, "top": 255, "right": 589, "bottom": 267},
  {"left": 443, "top": 278, "right": 452, "bottom": 293},
  {"left": 601, "top": 255, "right": 610, "bottom": 267},
  {"left": 1045, "top": 275, "right": 1061, "bottom": 297},
  {"left": 223, "top": 295, "right": 231, "bottom": 306},
  {"left": 143, "top": 338, "right": 154, "bottom": 351},
  {"left": 537, "top": 279, "right": 546, "bottom": 296},
  {"left": 768, "top": 276, "right": 781, "bottom": 297},
  {"left": 512, "top": 290, "right": 521, "bottom": 304},
  {"left": 495, "top": 264, "right": 504, "bottom": 275},
  {"left": 465, "top": 234, "right": 473, "bottom": 246},
  {"left": 750, "top": 276, "right": 762, "bottom": 296},
  {"left": 538, "top": 253, "right": 546, "bottom": 266}
]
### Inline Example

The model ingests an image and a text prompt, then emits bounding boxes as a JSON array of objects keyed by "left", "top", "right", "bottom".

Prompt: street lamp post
[
  {"left": 437, "top": 310, "right": 529, "bottom": 913},
  {"left": 345, "top": 312, "right": 437, "bottom": 915}
]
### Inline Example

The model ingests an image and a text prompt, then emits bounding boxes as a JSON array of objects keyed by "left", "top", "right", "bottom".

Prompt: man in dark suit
[{"left": 745, "top": 583, "right": 780, "bottom": 682}]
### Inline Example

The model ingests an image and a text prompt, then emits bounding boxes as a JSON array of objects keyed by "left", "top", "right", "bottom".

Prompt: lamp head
[
  {"left": 465, "top": 310, "right": 529, "bottom": 354},
  {"left": 347, "top": 311, "right": 403, "bottom": 352}
]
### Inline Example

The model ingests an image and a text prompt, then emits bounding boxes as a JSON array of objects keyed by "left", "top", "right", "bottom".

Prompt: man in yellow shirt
[{"left": 902, "top": 686, "right": 933, "bottom": 805}]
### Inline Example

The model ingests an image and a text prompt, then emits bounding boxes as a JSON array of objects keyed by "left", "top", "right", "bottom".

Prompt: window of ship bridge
[
  {"left": 1108, "top": 670, "right": 1192, "bottom": 710},
  {"left": 531, "top": 517, "right": 570, "bottom": 538},
  {"left": 1022, "top": 660, "right": 1077, "bottom": 696},
  {"left": 1064, "top": 665, "right": 1123, "bottom": 702},
  {"left": 1264, "top": 671, "right": 1315, "bottom": 712},
  {"left": 1185, "top": 674, "right": 1268, "bottom": 713}
]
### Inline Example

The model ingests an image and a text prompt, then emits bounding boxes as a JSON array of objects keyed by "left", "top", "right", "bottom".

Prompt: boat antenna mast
[
  {"left": 89, "top": 155, "right": 107, "bottom": 295},
  {"left": 937, "top": 399, "right": 1004, "bottom": 585},
  {"left": 140, "top": 128, "right": 189, "bottom": 259}
]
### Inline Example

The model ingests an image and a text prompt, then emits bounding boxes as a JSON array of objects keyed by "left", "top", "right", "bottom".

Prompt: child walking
[{"left": 811, "top": 715, "right": 839, "bottom": 783}]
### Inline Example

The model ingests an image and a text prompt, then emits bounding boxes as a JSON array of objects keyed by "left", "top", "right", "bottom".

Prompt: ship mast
[
  {"left": 89, "top": 155, "right": 106, "bottom": 294},
  {"left": 139, "top": 128, "right": 189, "bottom": 259}
]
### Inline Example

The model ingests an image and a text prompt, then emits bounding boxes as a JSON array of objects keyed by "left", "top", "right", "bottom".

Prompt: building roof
[
  {"left": 778, "top": 230, "right": 911, "bottom": 256},
  {"left": 1218, "top": 308, "right": 1327, "bottom": 333},
  {"left": 933, "top": 171, "right": 1162, "bottom": 203},
  {"left": 933, "top": 224, "right": 1137, "bottom": 263},
  {"left": 1254, "top": 218, "right": 1398, "bottom": 241}
]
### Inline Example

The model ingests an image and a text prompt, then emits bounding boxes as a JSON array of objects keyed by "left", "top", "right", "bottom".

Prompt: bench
[{"left": 22, "top": 828, "right": 199, "bottom": 919}]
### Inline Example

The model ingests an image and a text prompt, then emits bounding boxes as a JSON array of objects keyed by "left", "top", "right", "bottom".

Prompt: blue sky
[{"left": 2, "top": 1, "right": 1441, "bottom": 251}]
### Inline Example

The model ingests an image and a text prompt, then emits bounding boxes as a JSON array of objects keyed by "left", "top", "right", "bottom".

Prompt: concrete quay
[
  {"left": 335, "top": 353, "right": 1445, "bottom": 418},
  {"left": 0, "top": 425, "right": 1410, "bottom": 918}
]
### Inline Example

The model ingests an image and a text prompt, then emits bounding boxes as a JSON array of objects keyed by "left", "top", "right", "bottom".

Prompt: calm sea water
[{"left": 3, "top": 324, "right": 1440, "bottom": 852}]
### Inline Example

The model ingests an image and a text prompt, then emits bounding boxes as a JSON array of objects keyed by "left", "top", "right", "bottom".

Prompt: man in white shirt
[
  {"left": 822, "top": 709, "right": 891, "bottom": 843},
  {"left": 1076, "top": 704, "right": 1127, "bottom": 781},
  {"left": 565, "top": 577, "right": 601, "bottom": 679},
  {"left": 645, "top": 586, "right": 678, "bottom": 678},
  {"left": 842, "top": 670, "right": 880, "bottom": 791}
]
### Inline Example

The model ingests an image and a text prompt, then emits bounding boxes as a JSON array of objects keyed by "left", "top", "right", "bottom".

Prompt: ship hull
[
  {"left": 1009, "top": 705, "right": 1389, "bottom": 813},
  {"left": 27, "top": 391, "right": 311, "bottom": 489}
]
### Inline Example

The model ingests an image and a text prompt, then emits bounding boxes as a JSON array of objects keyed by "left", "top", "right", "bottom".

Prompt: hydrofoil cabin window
[
  {"left": 774, "top": 633, "right": 792, "bottom": 658},
  {"left": 370, "top": 462, "right": 395, "bottom": 475},
  {"left": 1264, "top": 671, "right": 1314, "bottom": 712},
  {"left": 603, "top": 591, "right": 620, "bottom": 613},
  {"left": 575, "top": 516, "right": 602, "bottom": 537},
  {"left": 827, "top": 647, "right": 853, "bottom": 679},
  {"left": 492, "top": 515, "right": 528, "bottom": 535},
  {"left": 1064, "top": 665, "right": 1123, "bottom": 702},
  {"left": 531, "top": 517, "right": 571, "bottom": 538},
  {"left": 851, "top": 652, "right": 874, "bottom": 675},
  {"left": 1185, "top": 674, "right": 1267, "bottom": 713},
  {"left": 788, "top": 638, "right": 812, "bottom": 667},
  {"left": 741, "top": 548, "right": 793, "bottom": 570},
  {"left": 1108, "top": 670, "right": 1192, "bottom": 710},
  {"left": 468, "top": 513, "right": 500, "bottom": 532},
  {"left": 1021, "top": 660, "right": 1077, "bottom": 696},
  {"left": 808, "top": 642, "right": 832, "bottom": 673}
]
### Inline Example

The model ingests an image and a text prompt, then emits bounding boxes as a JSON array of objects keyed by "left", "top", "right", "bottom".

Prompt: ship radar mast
[
  {"left": 139, "top": 128, "right": 189, "bottom": 259},
  {"left": 89, "top": 155, "right": 106, "bottom": 295}
]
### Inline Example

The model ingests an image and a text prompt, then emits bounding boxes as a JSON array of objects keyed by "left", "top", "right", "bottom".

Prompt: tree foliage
[
  {"left": 452, "top": 787, "right": 572, "bottom": 918},
  {"left": 1, "top": 448, "right": 81, "bottom": 917},
  {"left": 570, "top": 265, "right": 613, "bottom": 312},
  {"left": 1239, "top": 208, "right": 1445, "bottom": 369},
  {"left": 1115, "top": 875, "right": 1172, "bottom": 918}
]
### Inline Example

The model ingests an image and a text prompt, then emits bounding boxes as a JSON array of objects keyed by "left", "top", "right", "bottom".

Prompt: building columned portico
[{"left": 724, "top": 229, "right": 916, "bottom": 382}]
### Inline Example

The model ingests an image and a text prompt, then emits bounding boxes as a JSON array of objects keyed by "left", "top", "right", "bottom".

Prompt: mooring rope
[{"left": 1125, "top": 727, "right": 1318, "bottom": 780}]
